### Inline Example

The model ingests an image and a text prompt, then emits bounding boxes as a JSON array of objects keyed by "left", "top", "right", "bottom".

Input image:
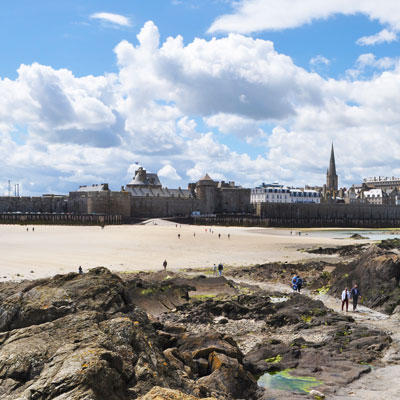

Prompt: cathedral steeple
[{"left": 326, "top": 143, "right": 338, "bottom": 192}]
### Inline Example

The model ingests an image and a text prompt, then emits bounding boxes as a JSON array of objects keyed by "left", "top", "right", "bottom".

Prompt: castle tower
[
  {"left": 326, "top": 143, "right": 338, "bottom": 192},
  {"left": 196, "top": 174, "right": 218, "bottom": 215}
]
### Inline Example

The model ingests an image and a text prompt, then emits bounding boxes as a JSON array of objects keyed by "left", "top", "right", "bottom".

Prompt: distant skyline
[{"left": 2, "top": 0, "right": 400, "bottom": 195}]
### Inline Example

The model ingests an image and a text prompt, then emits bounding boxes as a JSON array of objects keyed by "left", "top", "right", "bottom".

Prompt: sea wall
[
  {"left": 176, "top": 203, "right": 400, "bottom": 228},
  {"left": 255, "top": 203, "right": 400, "bottom": 227}
]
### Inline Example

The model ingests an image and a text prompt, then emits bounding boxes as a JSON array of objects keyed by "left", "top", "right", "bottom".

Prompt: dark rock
[{"left": 197, "top": 351, "right": 256, "bottom": 399}]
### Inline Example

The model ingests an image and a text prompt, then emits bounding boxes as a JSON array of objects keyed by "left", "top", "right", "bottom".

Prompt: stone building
[{"left": 68, "top": 167, "right": 251, "bottom": 218}]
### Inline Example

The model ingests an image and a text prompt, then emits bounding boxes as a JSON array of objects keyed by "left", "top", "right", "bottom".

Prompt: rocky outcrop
[
  {"left": 329, "top": 245, "right": 400, "bottom": 313},
  {"left": 137, "top": 386, "right": 217, "bottom": 400},
  {"left": 0, "top": 268, "right": 257, "bottom": 400}
]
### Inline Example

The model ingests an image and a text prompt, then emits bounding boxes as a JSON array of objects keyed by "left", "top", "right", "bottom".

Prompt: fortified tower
[
  {"left": 196, "top": 174, "right": 218, "bottom": 215},
  {"left": 326, "top": 144, "right": 338, "bottom": 192}
]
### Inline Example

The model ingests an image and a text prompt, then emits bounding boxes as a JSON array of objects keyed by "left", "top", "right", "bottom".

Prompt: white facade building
[
  {"left": 251, "top": 184, "right": 291, "bottom": 203},
  {"left": 290, "top": 189, "right": 320, "bottom": 204},
  {"left": 251, "top": 184, "right": 320, "bottom": 204},
  {"left": 363, "top": 188, "right": 385, "bottom": 205}
]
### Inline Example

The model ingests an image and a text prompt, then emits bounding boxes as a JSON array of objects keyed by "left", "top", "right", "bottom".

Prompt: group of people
[
  {"left": 291, "top": 274, "right": 303, "bottom": 292},
  {"left": 341, "top": 285, "right": 361, "bottom": 312}
]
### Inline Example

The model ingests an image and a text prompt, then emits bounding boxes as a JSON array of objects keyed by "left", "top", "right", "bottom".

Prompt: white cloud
[
  {"left": 208, "top": 0, "right": 400, "bottom": 34},
  {"left": 158, "top": 164, "right": 182, "bottom": 180},
  {"left": 356, "top": 29, "right": 397, "bottom": 46},
  {"left": 310, "top": 55, "right": 330, "bottom": 67},
  {"left": 90, "top": 12, "right": 131, "bottom": 28},
  {"left": 5, "top": 21, "right": 400, "bottom": 194}
]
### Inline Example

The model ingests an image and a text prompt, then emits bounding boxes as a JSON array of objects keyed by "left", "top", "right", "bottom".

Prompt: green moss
[
  {"left": 301, "top": 315, "right": 313, "bottom": 323},
  {"left": 258, "top": 369, "right": 322, "bottom": 393},
  {"left": 265, "top": 355, "right": 282, "bottom": 363},
  {"left": 315, "top": 285, "right": 330, "bottom": 295},
  {"left": 140, "top": 288, "right": 156, "bottom": 295},
  {"left": 190, "top": 294, "right": 216, "bottom": 300}
]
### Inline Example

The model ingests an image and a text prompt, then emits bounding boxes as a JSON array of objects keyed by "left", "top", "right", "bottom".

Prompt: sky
[{"left": 2, "top": 0, "right": 400, "bottom": 195}]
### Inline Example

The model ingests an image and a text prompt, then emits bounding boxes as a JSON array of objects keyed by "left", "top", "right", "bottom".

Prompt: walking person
[
  {"left": 296, "top": 276, "right": 303, "bottom": 293},
  {"left": 351, "top": 284, "right": 361, "bottom": 311},
  {"left": 218, "top": 263, "right": 223, "bottom": 276},
  {"left": 178, "top": 233, "right": 180, "bottom": 239},
  {"left": 213, "top": 263, "right": 217, "bottom": 275},
  {"left": 341, "top": 287, "right": 350, "bottom": 312},
  {"left": 163, "top": 259, "right": 167, "bottom": 271},
  {"left": 78, "top": 266, "right": 83, "bottom": 274}
]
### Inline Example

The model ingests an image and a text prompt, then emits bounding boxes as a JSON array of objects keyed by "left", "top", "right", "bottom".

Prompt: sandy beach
[{"left": 0, "top": 221, "right": 366, "bottom": 281}]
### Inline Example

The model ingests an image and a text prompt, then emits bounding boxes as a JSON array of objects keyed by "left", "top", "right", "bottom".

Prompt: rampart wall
[
  {"left": 0, "top": 196, "right": 67, "bottom": 213},
  {"left": 256, "top": 202, "right": 400, "bottom": 227},
  {"left": 69, "top": 192, "right": 131, "bottom": 216},
  {"left": 131, "top": 196, "right": 202, "bottom": 218}
]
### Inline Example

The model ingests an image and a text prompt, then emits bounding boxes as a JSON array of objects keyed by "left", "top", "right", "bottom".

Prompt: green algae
[
  {"left": 265, "top": 355, "right": 282, "bottom": 363},
  {"left": 315, "top": 285, "right": 330, "bottom": 295},
  {"left": 301, "top": 315, "right": 312, "bottom": 323},
  {"left": 257, "top": 369, "right": 322, "bottom": 393}
]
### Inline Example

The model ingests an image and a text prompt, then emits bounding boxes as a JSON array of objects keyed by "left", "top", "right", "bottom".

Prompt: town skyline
[{"left": 2, "top": 1, "right": 400, "bottom": 195}]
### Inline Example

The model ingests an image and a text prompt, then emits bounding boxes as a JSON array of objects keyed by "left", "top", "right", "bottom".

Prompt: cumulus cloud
[
  {"left": 115, "top": 21, "right": 324, "bottom": 122},
  {"left": 4, "top": 20, "right": 400, "bottom": 194},
  {"left": 208, "top": 0, "right": 400, "bottom": 34},
  {"left": 90, "top": 12, "right": 132, "bottom": 27},
  {"left": 158, "top": 164, "right": 182, "bottom": 180},
  {"left": 356, "top": 29, "right": 397, "bottom": 46}
]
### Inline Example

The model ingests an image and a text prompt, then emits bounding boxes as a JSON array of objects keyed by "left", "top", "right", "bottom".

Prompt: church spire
[
  {"left": 326, "top": 143, "right": 338, "bottom": 192},
  {"left": 328, "top": 143, "right": 336, "bottom": 176}
]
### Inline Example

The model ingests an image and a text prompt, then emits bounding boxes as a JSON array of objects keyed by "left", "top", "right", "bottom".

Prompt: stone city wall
[
  {"left": 217, "top": 188, "right": 251, "bottom": 214},
  {"left": 255, "top": 202, "right": 400, "bottom": 227},
  {"left": 68, "top": 191, "right": 131, "bottom": 217},
  {"left": 0, "top": 196, "right": 68, "bottom": 214},
  {"left": 130, "top": 196, "right": 202, "bottom": 218}
]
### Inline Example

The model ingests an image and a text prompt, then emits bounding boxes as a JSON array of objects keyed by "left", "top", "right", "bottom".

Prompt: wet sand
[{"left": 0, "top": 221, "right": 365, "bottom": 281}]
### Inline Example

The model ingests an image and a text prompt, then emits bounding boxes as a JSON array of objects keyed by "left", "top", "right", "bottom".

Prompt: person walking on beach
[
  {"left": 296, "top": 276, "right": 303, "bottom": 293},
  {"left": 178, "top": 233, "right": 180, "bottom": 239},
  {"left": 218, "top": 263, "right": 223, "bottom": 276},
  {"left": 163, "top": 259, "right": 167, "bottom": 271},
  {"left": 78, "top": 266, "right": 83, "bottom": 274},
  {"left": 218, "top": 233, "right": 221, "bottom": 239},
  {"left": 341, "top": 287, "right": 350, "bottom": 312},
  {"left": 213, "top": 263, "right": 217, "bottom": 275},
  {"left": 351, "top": 284, "right": 361, "bottom": 311}
]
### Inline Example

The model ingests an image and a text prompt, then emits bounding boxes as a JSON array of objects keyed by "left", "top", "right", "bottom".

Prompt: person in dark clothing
[
  {"left": 296, "top": 276, "right": 303, "bottom": 293},
  {"left": 351, "top": 284, "right": 361, "bottom": 311},
  {"left": 78, "top": 266, "right": 83, "bottom": 274},
  {"left": 218, "top": 263, "right": 223, "bottom": 276},
  {"left": 163, "top": 259, "right": 167, "bottom": 271}
]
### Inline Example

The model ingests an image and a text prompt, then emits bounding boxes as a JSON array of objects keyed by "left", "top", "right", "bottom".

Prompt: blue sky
[{"left": 2, "top": 0, "right": 400, "bottom": 195}]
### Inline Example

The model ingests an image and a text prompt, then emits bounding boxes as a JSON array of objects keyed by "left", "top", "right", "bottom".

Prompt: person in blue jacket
[
  {"left": 351, "top": 284, "right": 361, "bottom": 311},
  {"left": 291, "top": 274, "right": 298, "bottom": 291}
]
